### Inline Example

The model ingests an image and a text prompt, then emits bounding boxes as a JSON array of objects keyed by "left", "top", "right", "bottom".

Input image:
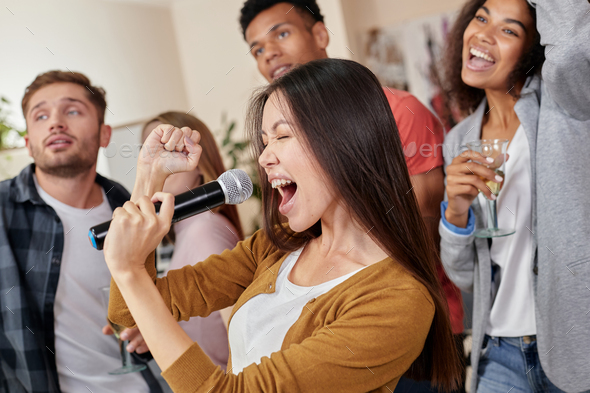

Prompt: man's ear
[
  {"left": 311, "top": 21, "right": 329, "bottom": 51},
  {"left": 99, "top": 124, "right": 112, "bottom": 148}
]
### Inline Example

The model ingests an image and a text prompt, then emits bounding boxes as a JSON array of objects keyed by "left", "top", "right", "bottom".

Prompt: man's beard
[{"left": 31, "top": 132, "right": 100, "bottom": 178}]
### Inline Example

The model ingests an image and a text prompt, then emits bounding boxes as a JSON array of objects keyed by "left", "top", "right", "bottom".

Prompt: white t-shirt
[
  {"left": 34, "top": 176, "right": 149, "bottom": 393},
  {"left": 477, "top": 125, "right": 536, "bottom": 336},
  {"left": 228, "top": 247, "right": 366, "bottom": 374}
]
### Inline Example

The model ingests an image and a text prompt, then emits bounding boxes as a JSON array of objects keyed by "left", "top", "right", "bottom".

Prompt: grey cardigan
[{"left": 440, "top": 1, "right": 590, "bottom": 392}]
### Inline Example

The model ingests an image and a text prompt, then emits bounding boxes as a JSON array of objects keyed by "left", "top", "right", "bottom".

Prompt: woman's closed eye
[{"left": 262, "top": 135, "right": 289, "bottom": 148}]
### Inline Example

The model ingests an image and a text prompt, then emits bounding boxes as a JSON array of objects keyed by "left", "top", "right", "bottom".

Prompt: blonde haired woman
[{"left": 141, "top": 112, "right": 243, "bottom": 369}]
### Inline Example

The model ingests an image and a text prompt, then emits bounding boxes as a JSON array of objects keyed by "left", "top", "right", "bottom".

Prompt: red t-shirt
[
  {"left": 383, "top": 87, "right": 464, "bottom": 334},
  {"left": 382, "top": 87, "right": 444, "bottom": 176}
]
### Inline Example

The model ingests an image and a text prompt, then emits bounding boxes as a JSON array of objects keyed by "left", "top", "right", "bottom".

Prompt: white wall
[
  {"left": 169, "top": 0, "right": 351, "bottom": 142},
  {"left": 170, "top": 0, "right": 264, "bottom": 146},
  {"left": 0, "top": 148, "right": 33, "bottom": 181},
  {"left": 0, "top": 0, "right": 188, "bottom": 130},
  {"left": 340, "top": 0, "right": 465, "bottom": 63},
  {"left": 316, "top": 0, "right": 353, "bottom": 60},
  {"left": 101, "top": 123, "right": 144, "bottom": 192}
]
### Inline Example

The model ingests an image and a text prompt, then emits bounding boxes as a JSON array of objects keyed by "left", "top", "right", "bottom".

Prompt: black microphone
[{"left": 88, "top": 169, "right": 253, "bottom": 250}]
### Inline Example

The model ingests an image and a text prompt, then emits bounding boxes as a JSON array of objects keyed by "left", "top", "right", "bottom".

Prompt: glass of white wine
[
  {"left": 99, "top": 286, "right": 147, "bottom": 375},
  {"left": 466, "top": 139, "right": 515, "bottom": 238}
]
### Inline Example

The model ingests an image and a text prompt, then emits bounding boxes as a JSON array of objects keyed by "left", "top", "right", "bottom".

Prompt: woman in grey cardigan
[{"left": 440, "top": 0, "right": 590, "bottom": 392}]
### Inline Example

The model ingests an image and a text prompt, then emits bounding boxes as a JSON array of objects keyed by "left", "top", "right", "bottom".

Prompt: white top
[
  {"left": 165, "top": 212, "right": 240, "bottom": 368},
  {"left": 228, "top": 247, "right": 366, "bottom": 374},
  {"left": 34, "top": 176, "right": 149, "bottom": 393},
  {"left": 477, "top": 125, "right": 536, "bottom": 336}
]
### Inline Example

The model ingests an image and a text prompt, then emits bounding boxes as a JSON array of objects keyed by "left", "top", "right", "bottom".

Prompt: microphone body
[
  {"left": 165, "top": 181, "right": 226, "bottom": 223},
  {"left": 89, "top": 168, "right": 253, "bottom": 250}
]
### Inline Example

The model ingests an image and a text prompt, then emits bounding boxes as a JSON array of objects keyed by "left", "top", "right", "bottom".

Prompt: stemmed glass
[
  {"left": 466, "top": 139, "right": 515, "bottom": 238},
  {"left": 99, "top": 286, "right": 147, "bottom": 375}
]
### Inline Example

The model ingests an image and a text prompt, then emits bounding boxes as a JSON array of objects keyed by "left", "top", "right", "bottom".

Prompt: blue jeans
[{"left": 477, "top": 335, "right": 567, "bottom": 393}]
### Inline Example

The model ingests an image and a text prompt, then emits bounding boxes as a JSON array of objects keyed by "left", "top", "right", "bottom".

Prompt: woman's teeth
[
  {"left": 271, "top": 179, "right": 292, "bottom": 189},
  {"left": 470, "top": 48, "right": 495, "bottom": 63}
]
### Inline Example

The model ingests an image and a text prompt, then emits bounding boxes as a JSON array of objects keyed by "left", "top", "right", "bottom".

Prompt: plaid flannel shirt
[{"left": 0, "top": 164, "right": 163, "bottom": 393}]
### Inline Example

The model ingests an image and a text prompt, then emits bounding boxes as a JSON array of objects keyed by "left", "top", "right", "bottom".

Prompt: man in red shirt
[{"left": 239, "top": 1, "right": 465, "bottom": 390}]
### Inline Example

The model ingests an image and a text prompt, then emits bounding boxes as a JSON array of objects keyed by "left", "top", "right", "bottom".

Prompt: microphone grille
[{"left": 217, "top": 169, "right": 253, "bottom": 205}]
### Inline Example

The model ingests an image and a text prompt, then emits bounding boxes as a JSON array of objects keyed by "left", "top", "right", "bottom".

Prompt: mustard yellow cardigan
[{"left": 109, "top": 229, "right": 434, "bottom": 392}]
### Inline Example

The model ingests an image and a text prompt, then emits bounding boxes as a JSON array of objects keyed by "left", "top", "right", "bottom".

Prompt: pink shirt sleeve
[{"left": 167, "top": 214, "right": 240, "bottom": 272}]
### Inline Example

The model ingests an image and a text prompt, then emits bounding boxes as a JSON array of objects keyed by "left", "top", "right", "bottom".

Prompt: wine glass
[
  {"left": 99, "top": 286, "right": 147, "bottom": 375},
  {"left": 465, "top": 139, "right": 515, "bottom": 238}
]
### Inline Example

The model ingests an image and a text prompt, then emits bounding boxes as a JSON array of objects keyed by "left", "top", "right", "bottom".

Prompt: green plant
[
  {"left": 0, "top": 96, "right": 26, "bottom": 150},
  {"left": 219, "top": 113, "right": 262, "bottom": 230}
]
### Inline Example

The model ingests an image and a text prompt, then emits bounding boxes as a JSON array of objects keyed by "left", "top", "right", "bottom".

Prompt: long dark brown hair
[
  {"left": 443, "top": 0, "right": 545, "bottom": 116},
  {"left": 143, "top": 112, "right": 244, "bottom": 241},
  {"left": 246, "top": 58, "right": 462, "bottom": 390}
]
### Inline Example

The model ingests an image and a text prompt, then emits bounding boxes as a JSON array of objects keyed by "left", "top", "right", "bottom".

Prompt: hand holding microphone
[
  {"left": 99, "top": 169, "right": 252, "bottom": 277},
  {"left": 95, "top": 122, "right": 252, "bottom": 272},
  {"left": 90, "top": 169, "right": 253, "bottom": 250},
  {"left": 102, "top": 192, "right": 175, "bottom": 277}
]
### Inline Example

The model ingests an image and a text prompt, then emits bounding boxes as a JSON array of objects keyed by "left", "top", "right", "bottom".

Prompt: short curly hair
[
  {"left": 239, "top": 0, "right": 324, "bottom": 39},
  {"left": 443, "top": 0, "right": 545, "bottom": 116}
]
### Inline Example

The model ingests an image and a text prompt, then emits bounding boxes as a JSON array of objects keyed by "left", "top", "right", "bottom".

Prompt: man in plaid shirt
[{"left": 0, "top": 71, "right": 162, "bottom": 392}]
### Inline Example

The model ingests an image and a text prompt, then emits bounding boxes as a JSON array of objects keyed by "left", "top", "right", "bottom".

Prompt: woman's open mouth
[
  {"left": 271, "top": 179, "right": 298, "bottom": 215},
  {"left": 466, "top": 47, "right": 496, "bottom": 71}
]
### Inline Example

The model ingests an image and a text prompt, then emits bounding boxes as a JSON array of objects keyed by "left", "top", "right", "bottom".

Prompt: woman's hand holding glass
[
  {"left": 133, "top": 124, "right": 202, "bottom": 201},
  {"left": 104, "top": 192, "right": 175, "bottom": 280},
  {"left": 445, "top": 150, "right": 503, "bottom": 228}
]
